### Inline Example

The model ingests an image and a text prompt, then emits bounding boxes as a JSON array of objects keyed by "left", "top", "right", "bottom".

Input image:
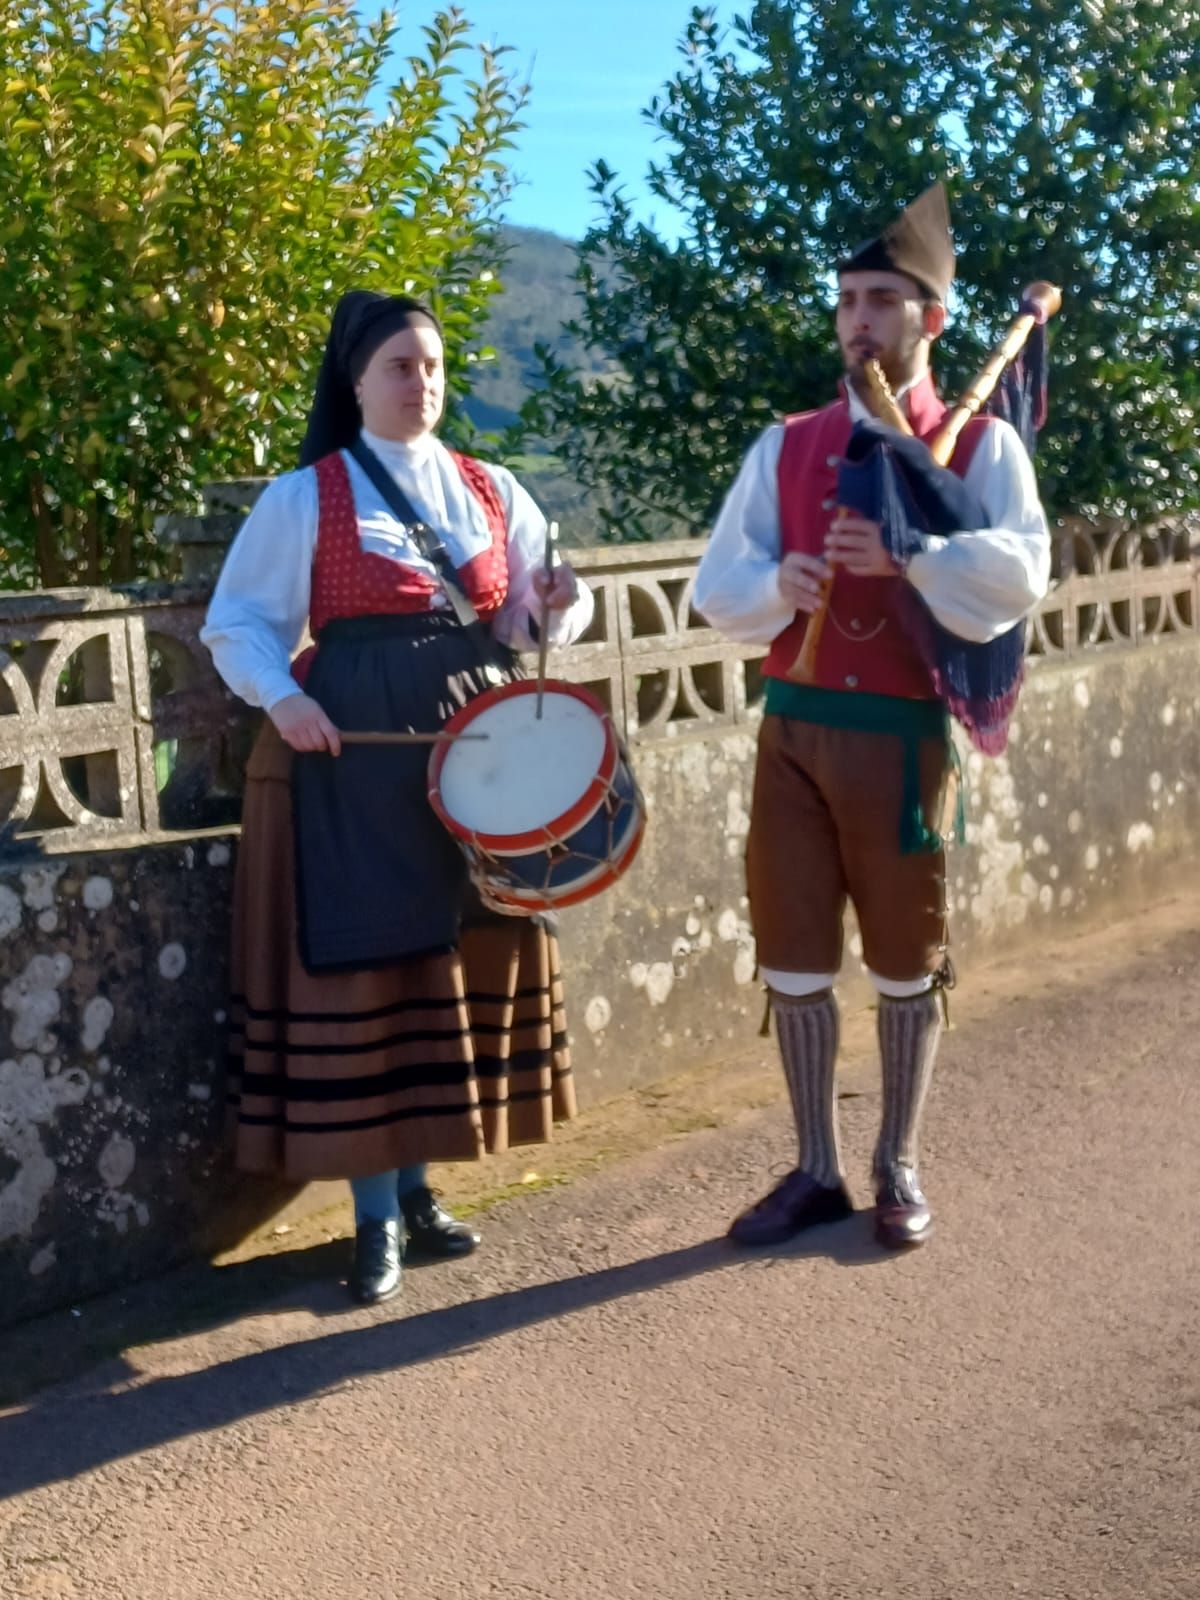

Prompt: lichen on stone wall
[
  {"left": 0, "top": 1054, "right": 90, "bottom": 1243},
  {"left": 82, "top": 876, "right": 114, "bottom": 912},
  {"left": 584, "top": 996, "right": 613, "bottom": 1035},
  {"left": 3, "top": 953, "right": 73, "bottom": 1053},
  {"left": 20, "top": 864, "right": 67, "bottom": 913},
  {"left": 158, "top": 942, "right": 187, "bottom": 980},
  {"left": 0, "top": 843, "right": 235, "bottom": 1321},
  {"left": 97, "top": 1133, "right": 136, "bottom": 1190},
  {"left": 81, "top": 996, "right": 115, "bottom": 1053}
]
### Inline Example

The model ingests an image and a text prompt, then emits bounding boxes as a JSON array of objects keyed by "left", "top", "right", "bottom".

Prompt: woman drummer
[{"left": 202, "top": 291, "right": 593, "bottom": 1305}]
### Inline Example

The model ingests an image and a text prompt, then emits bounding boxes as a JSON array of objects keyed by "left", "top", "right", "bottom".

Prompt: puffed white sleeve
[
  {"left": 485, "top": 464, "right": 595, "bottom": 652},
  {"left": 905, "top": 420, "right": 1051, "bottom": 643},
  {"left": 199, "top": 468, "right": 319, "bottom": 711},
  {"left": 693, "top": 425, "right": 796, "bottom": 646}
]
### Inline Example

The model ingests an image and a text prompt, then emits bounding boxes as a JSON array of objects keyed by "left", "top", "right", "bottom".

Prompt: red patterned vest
[
  {"left": 308, "top": 448, "right": 509, "bottom": 636},
  {"left": 761, "top": 374, "right": 989, "bottom": 699}
]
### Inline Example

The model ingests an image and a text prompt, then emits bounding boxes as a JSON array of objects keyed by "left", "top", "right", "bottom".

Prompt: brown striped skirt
[{"left": 227, "top": 723, "right": 576, "bottom": 1181}]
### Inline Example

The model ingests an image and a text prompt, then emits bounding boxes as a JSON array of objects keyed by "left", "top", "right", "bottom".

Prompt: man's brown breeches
[{"left": 746, "top": 715, "right": 950, "bottom": 982}]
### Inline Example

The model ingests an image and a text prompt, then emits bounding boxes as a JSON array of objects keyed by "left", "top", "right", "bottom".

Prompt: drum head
[{"left": 431, "top": 681, "right": 616, "bottom": 848}]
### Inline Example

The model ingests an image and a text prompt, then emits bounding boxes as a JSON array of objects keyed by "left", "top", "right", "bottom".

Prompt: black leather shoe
[
  {"left": 874, "top": 1162, "right": 932, "bottom": 1249},
  {"left": 349, "top": 1218, "right": 403, "bottom": 1304},
  {"left": 727, "top": 1168, "right": 853, "bottom": 1247},
  {"left": 401, "top": 1185, "right": 481, "bottom": 1259}
]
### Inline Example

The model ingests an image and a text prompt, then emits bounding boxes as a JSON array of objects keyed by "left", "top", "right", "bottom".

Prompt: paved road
[{"left": 2, "top": 900, "right": 1197, "bottom": 1599}]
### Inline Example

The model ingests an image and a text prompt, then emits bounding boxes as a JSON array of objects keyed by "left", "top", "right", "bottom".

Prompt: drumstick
[
  {"left": 535, "top": 520, "right": 558, "bottom": 720},
  {"left": 340, "top": 731, "right": 489, "bottom": 746}
]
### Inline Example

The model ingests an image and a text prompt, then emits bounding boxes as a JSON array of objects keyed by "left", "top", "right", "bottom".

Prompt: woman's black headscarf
[{"left": 298, "top": 291, "right": 443, "bottom": 467}]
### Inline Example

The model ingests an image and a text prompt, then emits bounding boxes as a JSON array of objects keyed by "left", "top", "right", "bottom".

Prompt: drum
[{"left": 428, "top": 679, "right": 644, "bottom": 914}]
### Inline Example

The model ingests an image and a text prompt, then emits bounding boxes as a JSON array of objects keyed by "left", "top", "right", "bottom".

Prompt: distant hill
[
  {"left": 462, "top": 224, "right": 602, "bottom": 435},
  {"left": 462, "top": 225, "right": 611, "bottom": 540}
]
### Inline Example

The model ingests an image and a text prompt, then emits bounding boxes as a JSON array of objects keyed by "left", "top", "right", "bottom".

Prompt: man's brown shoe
[
  {"left": 727, "top": 1168, "right": 853, "bottom": 1247},
  {"left": 874, "top": 1162, "right": 932, "bottom": 1249}
]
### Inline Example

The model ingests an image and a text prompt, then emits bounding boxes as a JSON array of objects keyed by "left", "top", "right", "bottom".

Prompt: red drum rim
[
  {"left": 478, "top": 804, "right": 646, "bottom": 914},
  {"left": 428, "top": 679, "right": 619, "bottom": 855}
]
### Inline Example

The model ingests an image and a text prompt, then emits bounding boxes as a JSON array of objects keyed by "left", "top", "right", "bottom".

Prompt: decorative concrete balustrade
[{"left": 1, "top": 495, "right": 1196, "bottom": 856}]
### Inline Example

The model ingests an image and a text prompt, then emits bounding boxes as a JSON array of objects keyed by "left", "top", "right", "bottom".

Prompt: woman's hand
[
  {"left": 269, "top": 693, "right": 342, "bottom": 756},
  {"left": 778, "top": 551, "right": 833, "bottom": 614},
  {"left": 531, "top": 562, "right": 580, "bottom": 612}
]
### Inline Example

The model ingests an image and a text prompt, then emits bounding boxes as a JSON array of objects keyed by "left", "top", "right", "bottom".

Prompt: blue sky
[{"left": 389, "top": 0, "right": 733, "bottom": 241}]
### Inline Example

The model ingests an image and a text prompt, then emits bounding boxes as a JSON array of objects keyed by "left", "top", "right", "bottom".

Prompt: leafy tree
[
  {"left": 0, "top": 0, "right": 524, "bottom": 587},
  {"left": 525, "top": 0, "right": 1200, "bottom": 541}
]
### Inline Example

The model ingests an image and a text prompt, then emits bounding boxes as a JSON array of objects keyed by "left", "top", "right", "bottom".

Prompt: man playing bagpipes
[{"left": 695, "top": 183, "right": 1054, "bottom": 1249}]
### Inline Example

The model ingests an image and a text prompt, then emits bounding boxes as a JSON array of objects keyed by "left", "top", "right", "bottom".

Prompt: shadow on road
[{"left": 0, "top": 1213, "right": 891, "bottom": 1498}]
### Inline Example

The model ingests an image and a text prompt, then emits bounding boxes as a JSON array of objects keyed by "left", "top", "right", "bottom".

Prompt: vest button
[
  {"left": 821, "top": 498, "right": 835, "bottom": 511},
  {"left": 850, "top": 618, "right": 861, "bottom": 631},
  {"left": 826, "top": 453, "right": 840, "bottom": 468},
  {"left": 845, "top": 674, "right": 859, "bottom": 688}
]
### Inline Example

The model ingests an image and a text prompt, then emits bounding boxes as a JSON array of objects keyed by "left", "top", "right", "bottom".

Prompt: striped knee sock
[
  {"left": 875, "top": 991, "right": 942, "bottom": 1178},
  {"left": 773, "top": 989, "right": 842, "bottom": 1187}
]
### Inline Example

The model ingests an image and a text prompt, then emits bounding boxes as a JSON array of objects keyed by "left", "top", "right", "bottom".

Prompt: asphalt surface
[{"left": 1, "top": 896, "right": 1197, "bottom": 1599}]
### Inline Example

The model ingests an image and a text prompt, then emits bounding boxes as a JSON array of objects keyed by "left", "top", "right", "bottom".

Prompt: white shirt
[
  {"left": 201, "top": 429, "right": 595, "bottom": 711},
  {"left": 694, "top": 384, "right": 1051, "bottom": 647}
]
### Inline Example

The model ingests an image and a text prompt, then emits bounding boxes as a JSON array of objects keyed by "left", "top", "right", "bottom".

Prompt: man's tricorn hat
[{"left": 838, "top": 182, "right": 955, "bottom": 303}]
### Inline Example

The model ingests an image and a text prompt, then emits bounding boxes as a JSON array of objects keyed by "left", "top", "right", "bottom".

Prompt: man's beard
[{"left": 842, "top": 337, "right": 922, "bottom": 393}]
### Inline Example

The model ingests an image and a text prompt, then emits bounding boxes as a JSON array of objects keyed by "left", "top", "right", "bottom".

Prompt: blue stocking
[
  {"left": 395, "top": 1163, "right": 428, "bottom": 1202},
  {"left": 349, "top": 1171, "right": 401, "bottom": 1226}
]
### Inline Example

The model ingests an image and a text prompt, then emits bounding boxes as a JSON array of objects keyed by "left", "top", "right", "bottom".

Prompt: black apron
[{"left": 292, "top": 613, "right": 518, "bottom": 973}]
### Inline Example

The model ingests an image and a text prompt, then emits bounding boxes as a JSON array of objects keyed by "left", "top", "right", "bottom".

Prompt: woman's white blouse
[{"left": 201, "top": 430, "right": 594, "bottom": 711}]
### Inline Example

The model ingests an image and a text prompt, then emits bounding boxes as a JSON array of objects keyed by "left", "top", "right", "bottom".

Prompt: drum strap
[{"left": 347, "top": 437, "right": 506, "bottom": 669}]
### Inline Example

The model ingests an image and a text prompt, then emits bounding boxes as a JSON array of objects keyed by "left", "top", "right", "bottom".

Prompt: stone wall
[{"left": 1, "top": 512, "right": 1197, "bottom": 1324}]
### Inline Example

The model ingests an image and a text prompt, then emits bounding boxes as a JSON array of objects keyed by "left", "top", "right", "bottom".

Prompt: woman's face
[{"left": 355, "top": 323, "right": 446, "bottom": 442}]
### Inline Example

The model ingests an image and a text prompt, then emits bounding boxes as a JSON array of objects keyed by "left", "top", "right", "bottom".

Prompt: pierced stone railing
[
  {"left": 1, "top": 497, "right": 1196, "bottom": 855},
  {"left": 1027, "top": 517, "right": 1197, "bottom": 658},
  {"left": 0, "top": 585, "right": 253, "bottom": 851}
]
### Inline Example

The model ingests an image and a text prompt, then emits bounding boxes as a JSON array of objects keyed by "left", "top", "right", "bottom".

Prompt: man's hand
[
  {"left": 269, "top": 693, "right": 342, "bottom": 756},
  {"left": 531, "top": 562, "right": 580, "bottom": 611},
  {"left": 824, "top": 510, "right": 902, "bottom": 577},
  {"left": 778, "top": 551, "right": 833, "bottom": 614}
]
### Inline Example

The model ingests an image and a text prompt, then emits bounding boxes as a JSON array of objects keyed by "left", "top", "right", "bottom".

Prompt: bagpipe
[{"left": 789, "top": 281, "right": 1062, "bottom": 752}]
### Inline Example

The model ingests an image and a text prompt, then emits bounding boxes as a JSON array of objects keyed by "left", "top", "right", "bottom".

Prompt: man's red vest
[{"left": 761, "top": 374, "right": 988, "bottom": 699}]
